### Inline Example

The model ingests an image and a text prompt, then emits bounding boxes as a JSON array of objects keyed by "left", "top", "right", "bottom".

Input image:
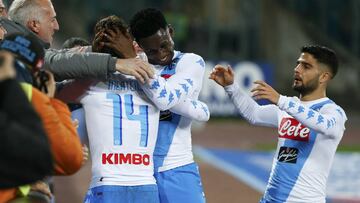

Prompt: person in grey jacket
[{"left": 6, "top": 0, "right": 154, "bottom": 83}]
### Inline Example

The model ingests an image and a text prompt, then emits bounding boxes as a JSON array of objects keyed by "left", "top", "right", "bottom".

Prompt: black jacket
[{"left": 0, "top": 79, "right": 53, "bottom": 188}]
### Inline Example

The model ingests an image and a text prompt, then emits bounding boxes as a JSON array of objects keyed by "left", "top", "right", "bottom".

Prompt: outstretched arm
[
  {"left": 45, "top": 48, "right": 116, "bottom": 81},
  {"left": 45, "top": 47, "right": 154, "bottom": 83},
  {"left": 210, "top": 65, "right": 278, "bottom": 127}
]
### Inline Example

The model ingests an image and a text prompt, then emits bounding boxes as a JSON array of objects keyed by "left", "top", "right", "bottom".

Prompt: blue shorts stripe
[{"left": 84, "top": 185, "right": 159, "bottom": 203}]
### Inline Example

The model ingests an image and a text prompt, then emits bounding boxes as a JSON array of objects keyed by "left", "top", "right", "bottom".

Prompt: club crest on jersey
[
  {"left": 102, "top": 153, "right": 150, "bottom": 166},
  {"left": 278, "top": 118, "right": 310, "bottom": 142},
  {"left": 277, "top": 146, "right": 298, "bottom": 163}
]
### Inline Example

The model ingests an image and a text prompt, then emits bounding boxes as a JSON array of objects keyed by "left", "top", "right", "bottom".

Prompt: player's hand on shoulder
[
  {"left": 115, "top": 58, "right": 155, "bottom": 84},
  {"left": 209, "top": 64, "right": 234, "bottom": 87}
]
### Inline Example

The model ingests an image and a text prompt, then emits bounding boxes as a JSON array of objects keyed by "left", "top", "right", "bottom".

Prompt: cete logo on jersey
[
  {"left": 278, "top": 118, "right": 310, "bottom": 142},
  {"left": 277, "top": 146, "right": 298, "bottom": 163},
  {"left": 102, "top": 153, "right": 150, "bottom": 166}
]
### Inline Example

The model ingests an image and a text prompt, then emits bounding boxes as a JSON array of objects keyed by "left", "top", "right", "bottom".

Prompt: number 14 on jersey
[{"left": 106, "top": 93, "right": 149, "bottom": 147}]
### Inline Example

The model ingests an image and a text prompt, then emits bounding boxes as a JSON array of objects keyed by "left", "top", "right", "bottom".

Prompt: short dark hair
[
  {"left": 130, "top": 8, "right": 167, "bottom": 41},
  {"left": 301, "top": 45, "right": 338, "bottom": 77},
  {"left": 62, "top": 37, "right": 90, "bottom": 49},
  {"left": 93, "top": 15, "right": 128, "bottom": 57}
]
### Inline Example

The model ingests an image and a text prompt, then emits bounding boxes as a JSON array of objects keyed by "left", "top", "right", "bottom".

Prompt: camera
[{"left": 34, "top": 69, "right": 49, "bottom": 94}]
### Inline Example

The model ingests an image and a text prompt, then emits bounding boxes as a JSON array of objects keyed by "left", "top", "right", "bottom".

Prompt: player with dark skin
[
  {"left": 135, "top": 26, "right": 174, "bottom": 66},
  {"left": 128, "top": 8, "right": 208, "bottom": 203}
]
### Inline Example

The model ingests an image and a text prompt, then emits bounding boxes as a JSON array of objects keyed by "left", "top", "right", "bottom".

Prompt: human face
[
  {"left": 138, "top": 27, "right": 174, "bottom": 66},
  {"left": 35, "top": 0, "right": 59, "bottom": 44},
  {"left": 293, "top": 53, "right": 323, "bottom": 95},
  {"left": 0, "top": 0, "right": 7, "bottom": 17}
]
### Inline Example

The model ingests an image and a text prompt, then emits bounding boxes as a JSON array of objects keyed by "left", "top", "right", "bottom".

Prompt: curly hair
[
  {"left": 93, "top": 15, "right": 129, "bottom": 57},
  {"left": 94, "top": 15, "right": 128, "bottom": 36},
  {"left": 130, "top": 8, "right": 167, "bottom": 41}
]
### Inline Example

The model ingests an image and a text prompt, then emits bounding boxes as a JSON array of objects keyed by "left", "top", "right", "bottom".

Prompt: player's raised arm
[
  {"left": 210, "top": 64, "right": 278, "bottom": 127},
  {"left": 45, "top": 48, "right": 154, "bottom": 83}
]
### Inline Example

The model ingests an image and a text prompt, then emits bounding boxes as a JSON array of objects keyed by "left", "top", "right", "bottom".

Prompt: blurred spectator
[
  {"left": 7, "top": 0, "right": 154, "bottom": 83},
  {"left": 0, "top": 0, "right": 7, "bottom": 40},
  {"left": 62, "top": 37, "right": 90, "bottom": 49},
  {"left": 8, "top": 0, "right": 59, "bottom": 46},
  {"left": 0, "top": 50, "right": 53, "bottom": 191},
  {"left": 59, "top": 36, "right": 90, "bottom": 149},
  {"left": 0, "top": 0, "right": 7, "bottom": 17}
]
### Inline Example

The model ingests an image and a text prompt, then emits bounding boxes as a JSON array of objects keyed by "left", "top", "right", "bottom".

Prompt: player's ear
[
  {"left": 167, "top": 24, "right": 174, "bottom": 38},
  {"left": 319, "top": 71, "right": 332, "bottom": 83}
]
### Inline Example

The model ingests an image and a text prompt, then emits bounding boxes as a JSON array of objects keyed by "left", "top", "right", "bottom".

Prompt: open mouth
[
  {"left": 294, "top": 75, "right": 302, "bottom": 82},
  {"left": 160, "top": 55, "right": 170, "bottom": 62}
]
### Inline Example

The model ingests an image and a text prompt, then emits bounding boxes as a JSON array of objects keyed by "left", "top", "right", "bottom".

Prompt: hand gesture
[
  {"left": 92, "top": 31, "right": 104, "bottom": 53},
  {"left": 251, "top": 80, "right": 280, "bottom": 104},
  {"left": 115, "top": 58, "right": 154, "bottom": 84},
  {"left": 209, "top": 64, "right": 234, "bottom": 87},
  {"left": 104, "top": 28, "right": 136, "bottom": 58},
  {"left": 93, "top": 28, "right": 136, "bottom": 59}
]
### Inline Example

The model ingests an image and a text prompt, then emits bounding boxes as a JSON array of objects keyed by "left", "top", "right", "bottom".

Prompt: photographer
[
  {"left": 0, "top": 50, "right": 53, "bottom": 189},
  {"left": 0, "top": 33, "right": 83, "bottom": 202}
]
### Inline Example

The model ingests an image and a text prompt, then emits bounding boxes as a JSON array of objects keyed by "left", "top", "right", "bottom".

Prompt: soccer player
[
  {"left": 210, "top": 45, "right": 347, "bottom": 203},
  {"left": 57, "top": 15, "right": 209, "bottom": 203},
  {"left": 130, "top": 8, "right": 207, "bottom": 203}
]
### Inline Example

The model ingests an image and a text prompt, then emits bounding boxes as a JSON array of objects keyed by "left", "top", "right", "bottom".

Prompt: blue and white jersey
[
  {"left": 225, "top": 83, "right": 347, "bottom": 203},
  {"left": 55, "top": 48, "right": 209, "bottom": 187},
  {"left": 81, "top": 74, "right": 160, "bottom": 187},
  {"left": 149, "top": 51, "right": 207, "bottom": 172},
  {"left": 61, "top": 63, "right": 209, "bottom": 188}
]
